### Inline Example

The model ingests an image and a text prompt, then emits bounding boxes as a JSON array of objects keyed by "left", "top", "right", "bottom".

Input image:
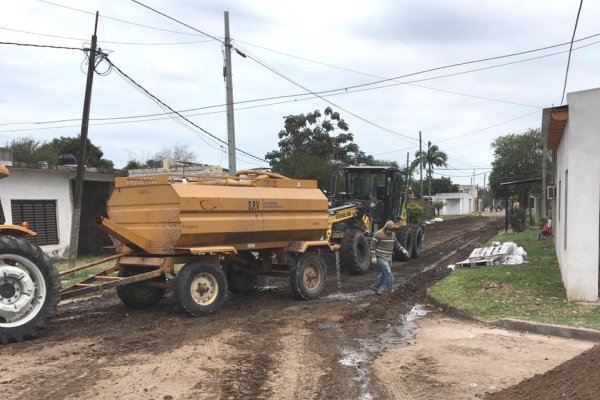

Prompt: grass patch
[
  {"left": 430, "top": 229, "right": 600, "bottom": 330},
  {"left": 52, "top": 255, "right": 117, "bottom": 289}
]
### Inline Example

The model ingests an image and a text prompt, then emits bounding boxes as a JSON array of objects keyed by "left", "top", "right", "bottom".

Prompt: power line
[
  {"left": 128, "top": 0, "right": 224, "bottom": 44},
  {"left": 240, "top": 48, "right": 419, "bottom": 143},
  {"left": 0, "top": 26, "right": 214, "bottom": 46},
  {"left": 103, "top": 57, "right": 267, "bottom": 163},
  {"left": 0, "top": 40, "right": 83, "bottom": 51},
  {"left": 561, "top": 0, "right": 584, "bottom": 105},
  {"left": 36, "top": 0, "right": 206, "bottom": 37}
]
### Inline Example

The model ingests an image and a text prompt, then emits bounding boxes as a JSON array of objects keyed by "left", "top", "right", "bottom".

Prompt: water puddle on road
[{"left": 338, "top": 304, "right": 429, "bottom": 400}]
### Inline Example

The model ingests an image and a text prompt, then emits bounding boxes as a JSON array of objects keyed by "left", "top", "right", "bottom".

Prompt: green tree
[
  {"left": 7, "top": 136, "right": 113, "bottom": 168},
  {"left": 488, "top": 128, "right": 543, "bottom": 210},
  {"left": 412, "top": 142, "right": 448, "bottom": 198},
  {"left": 265, "top": 107, "right": 366, "bottom": 189},
  {"left": 428, "top": 177, "right": 459, "bottom": 194},
  {"left": 432, "top": 199, "right": 446, "bottom": 216}
]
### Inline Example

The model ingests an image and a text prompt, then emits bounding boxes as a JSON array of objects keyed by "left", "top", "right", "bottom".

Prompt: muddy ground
[{"left": 2, "top": 215, "right": 592, "bottom": 399}]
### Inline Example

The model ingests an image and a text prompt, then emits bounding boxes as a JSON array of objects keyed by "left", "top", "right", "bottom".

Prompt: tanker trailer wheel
[
  {"left": 411, "top": 227, "right": 424, "bottom": 259},
  {"left": 340, "top": 230, "right": 371, "bottom": 275},
  {"left": 0, "top": 235, "right": 60, "bottom": 344},
  {"left": 289, "top": 252, "right": 326, "bottom": 300},
  {"left": 176, "top": 262, "right": 227, "bottom": 317},
  {"left": 116, "top": 267, "right": 166, "bottom": 309},
  {"left": 394, "top": 227, "right": 414, "bottom": 262}
]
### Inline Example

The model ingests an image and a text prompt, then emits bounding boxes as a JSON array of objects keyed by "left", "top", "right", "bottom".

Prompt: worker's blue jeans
[{"left": 372, "top": 257, "right": 394, "bottom": 293}]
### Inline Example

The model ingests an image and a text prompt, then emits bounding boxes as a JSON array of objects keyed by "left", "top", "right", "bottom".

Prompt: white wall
[
  {"left": 435, "top": 193, "right": 475, "bottom": 215},
  {"left": 554, "top": 88, "right": 600, "bottom": 302},
  {"left": 0, "top": 168, "right": 74, "bottom": 257}
]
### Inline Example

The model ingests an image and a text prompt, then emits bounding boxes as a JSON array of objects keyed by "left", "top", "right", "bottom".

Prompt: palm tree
[{"left": 412, "top": 141, "right": 448, "bottom": 199}]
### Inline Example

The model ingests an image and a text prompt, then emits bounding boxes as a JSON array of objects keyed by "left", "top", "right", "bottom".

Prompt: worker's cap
[{"left": 384, "top": 220, "right": 396, "bottom": 230}]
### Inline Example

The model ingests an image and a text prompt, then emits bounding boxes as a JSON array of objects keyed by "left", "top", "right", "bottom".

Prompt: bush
[
  {"left": 509, "top": 208, "right": 527, "bottom": 232},
  {"left": 406, "top": 203, "right": 424, "bottom": 224}
]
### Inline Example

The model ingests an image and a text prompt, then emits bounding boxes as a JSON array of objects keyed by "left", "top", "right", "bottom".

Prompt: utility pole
[
  {"left": 483, "top": 172, "right": 487, "bottom": 212},
  {"left": 68, "top": 11, "right": 99, "bottom": 268},
  {"left": 223, "top": 11, "right": 236, "bottom": 176},
  {"left": 419, "top": 131, "right": 423, "bottom": 198}
]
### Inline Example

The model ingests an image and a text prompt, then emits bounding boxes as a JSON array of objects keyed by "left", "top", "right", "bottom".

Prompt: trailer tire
[
  {"left": 116, "top": 267, "right": 166, "bottom": 309},
  {"left": 394, "top": 227, "right": 414, "bottom": 262},
  {"left": 411, "top": 227, "right": 424, "bottom": 259},
  {"left": 0, "top": 235, "right": 60, "bottom": 344},
  {"left": 177, "top": 262, "right": 227, "bottom": 317},
  {"left": 340, "top": 230, "right": 371, "bottom": 274},
  {"left": 289, "top": 252, "right": 326, "bottom": 300}
]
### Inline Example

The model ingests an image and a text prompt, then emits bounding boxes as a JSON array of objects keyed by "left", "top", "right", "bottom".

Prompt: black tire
[
  {"left": 0, "top": 235, "right": 60, "bottom": 344},
  {"left": 223, "top": 254, "right": 259, "bottom": 294},
  {"left": 394, "top": 227, "right": 414, "bottom": 262},
  {"left": 340, "top": 230, "right": 371, "bottom": 274},
  {"left": 411, "top": 227, "right": 424, "bottom": 259},
  {"left": 289, "top": 252, "right": 326, "bottom": 300},
  {"left": 116, "top": 267, "right": 166, "bottom": 309},
  {"left": 176, "top": 261, "right": 227, "bottom": 317}
]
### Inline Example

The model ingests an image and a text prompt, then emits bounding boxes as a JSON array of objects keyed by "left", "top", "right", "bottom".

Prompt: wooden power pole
[{"left": 68, "top": 12, "right": 99, "bottom": 268}]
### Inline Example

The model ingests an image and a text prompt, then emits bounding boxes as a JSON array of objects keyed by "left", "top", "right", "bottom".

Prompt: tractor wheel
[
  {"left": 394, "top": 227, "right": 414, "bottom": 262},
  {"left": 411, "top": 227, "right": 424, "bottom": 259},
  {"left": 116, "top": 267, "right": 166, "bottom": 309},
  {"left": 0, "top": 235, "right": 60, "bottom": 344},
  {"left": 289, "top": 252, "right": 326, "bottom": 300},
  {"left": 223, "top": 254, "right": 259, "bottom": 294},
  {"left": 176, "top": 261, "right": 227, "bottom": 317},
  {"left": 340, "top": 230, "right": 371, "bottom": 274}
]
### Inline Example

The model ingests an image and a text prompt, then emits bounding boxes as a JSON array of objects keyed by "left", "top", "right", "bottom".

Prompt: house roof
[{"left": 541, "top": 105, "right": 568, "bottom": 150}]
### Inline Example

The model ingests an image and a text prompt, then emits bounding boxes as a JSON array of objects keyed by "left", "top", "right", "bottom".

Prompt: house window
[{"left": 11, "top": 200, "right": 59, "bottom": 246}]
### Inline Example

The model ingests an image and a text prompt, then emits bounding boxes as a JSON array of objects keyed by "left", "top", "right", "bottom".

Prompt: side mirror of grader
[{"left": 0, "top": 165, "right": 8, "bottom": 179}]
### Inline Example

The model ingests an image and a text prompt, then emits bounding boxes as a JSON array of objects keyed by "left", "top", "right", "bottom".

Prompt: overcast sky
[{"left": 1, "top": 0, "right": 599, "bottom": 185}]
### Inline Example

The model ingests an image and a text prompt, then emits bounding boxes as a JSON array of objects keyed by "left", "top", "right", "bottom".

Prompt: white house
[
  {"left": 432, "top": 186, "right": 478, "bottom": 216},
  {"left": 0, "top": 159, "right": 118, "bottom": 258},
  {"left": 541, "top": 87, "right": 600, "bottom": 302}
]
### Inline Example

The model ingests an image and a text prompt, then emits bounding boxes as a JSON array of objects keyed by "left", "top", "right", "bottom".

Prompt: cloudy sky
[{"left": 1, "top": 0, "right": 599, "bottom": 185}]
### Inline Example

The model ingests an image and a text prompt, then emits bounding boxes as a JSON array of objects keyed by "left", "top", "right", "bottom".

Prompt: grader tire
[
  {"left": 176, "top": 262, "right": 227, "bottom": 317},
  {"left": 340, "top": 230, "right": 371, "bottom": 275},
  {"left": 0, "top": 235, "right": 60, "bottom": 344},
  {"left": 394, "top": 227, "right": 414, "bottom": 262},
  {"left": 116, "top": 267, "right": 166, "bottom": 309},
  {"left": 289, "top": 252, "right": 326, "bottom": 300},
  {"left": 411, "top": 227, "right": 424, "bottom": 259}
]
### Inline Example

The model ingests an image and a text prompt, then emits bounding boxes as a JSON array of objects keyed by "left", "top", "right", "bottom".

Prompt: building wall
[
  {"left": 435, "top": 193, "right": 475, "bottom": 215},
  {"left": 0, "top": 168, "right": 74, "bottom": 257},
  {"left": 554, "top": 88, "right": 600, "bottom": 302}
]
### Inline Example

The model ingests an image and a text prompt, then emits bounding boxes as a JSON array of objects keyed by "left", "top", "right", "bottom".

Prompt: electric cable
[
  {"left": 128, "top": 0, "right": 224, "bottom": 44},
  {"left": 103, "top": 57, "right": 268, "bottom": 163},
  {"left": 560, "top": 0, "right": 584, "bottom": 105},
  {"left": 0, "top": 26, "right": 214, "bottom": 46},
  {"left": 0, "top": 41, "right": 83, "bottom": 51},
  {"left": 35, "top": 0, "right": 206, "bottom": 37}
]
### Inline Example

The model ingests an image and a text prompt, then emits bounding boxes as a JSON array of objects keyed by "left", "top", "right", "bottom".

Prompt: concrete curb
[{"left": 426, "top": 288, "right": 600, "bottom": 342}]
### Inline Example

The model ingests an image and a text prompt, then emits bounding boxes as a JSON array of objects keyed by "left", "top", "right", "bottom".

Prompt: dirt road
[{"left": 2, "top": 215, "right": 568, "bottom": 400}]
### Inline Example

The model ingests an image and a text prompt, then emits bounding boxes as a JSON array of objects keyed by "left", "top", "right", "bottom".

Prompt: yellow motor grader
[{"left": 325, "top": 166, "right": 425, "bottom": 274}]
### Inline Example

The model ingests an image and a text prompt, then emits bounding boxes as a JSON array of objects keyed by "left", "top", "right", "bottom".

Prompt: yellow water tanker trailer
[{"left": 59, "top": 170, "right": 334, "bottom": 319}]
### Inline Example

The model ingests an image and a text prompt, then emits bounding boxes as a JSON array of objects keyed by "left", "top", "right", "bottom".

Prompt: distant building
[
  {"left": 433, "top": 192, "right": 477, "bottom": 215},
  {"left": 541, "top": 87, "right": 600, "bottom": 302}
]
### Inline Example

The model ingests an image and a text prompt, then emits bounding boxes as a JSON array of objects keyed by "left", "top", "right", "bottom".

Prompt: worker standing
[{"left": 370, "top": 220, "right": 408, "bottom": 294}]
